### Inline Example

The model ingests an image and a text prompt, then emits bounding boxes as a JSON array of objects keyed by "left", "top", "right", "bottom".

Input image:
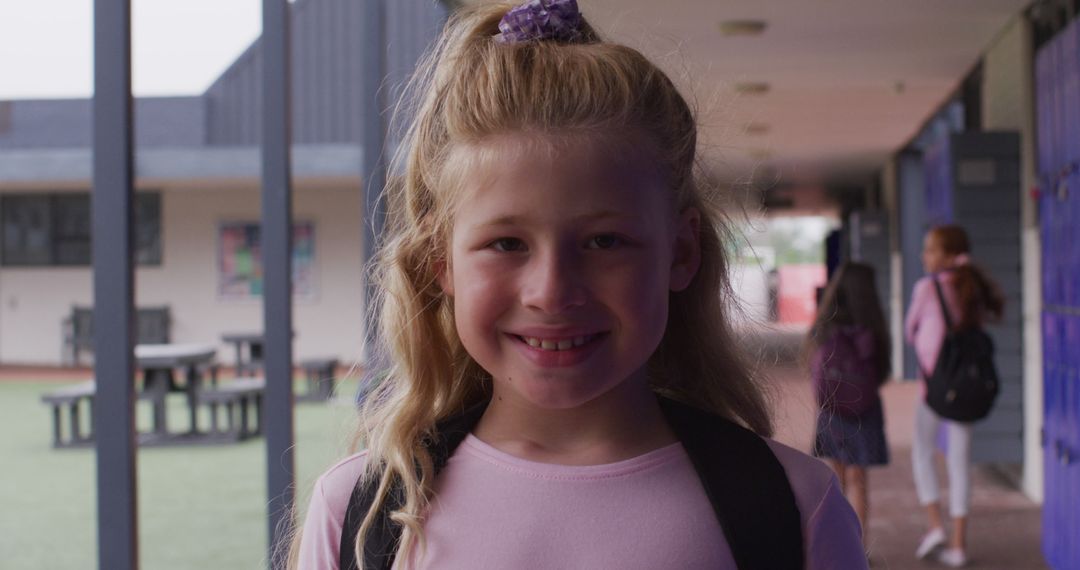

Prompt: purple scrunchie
[{"left": 495, "top": 0, "right": 583, "bottom": 43}]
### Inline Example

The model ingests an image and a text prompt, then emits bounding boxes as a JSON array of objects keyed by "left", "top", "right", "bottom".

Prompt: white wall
[
  {"left": 0, "top": 182, "right": 366, "bottom": 367},
  {"left": 981, "top": 14, "right": 1043, "bottom": 502},
  {"left": 731, "top": 263, "right": 770, "bottom": 324}
]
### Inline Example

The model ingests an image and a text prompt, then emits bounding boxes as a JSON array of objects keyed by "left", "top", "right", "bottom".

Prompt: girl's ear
[
  {"left": 670, "top": 207, "right": 701, "bottom": 292},
  {"left": 435, "top": 257, "right": 454, "bottom": 297}
]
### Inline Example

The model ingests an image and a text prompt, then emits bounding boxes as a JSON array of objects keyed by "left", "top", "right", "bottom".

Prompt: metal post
[
  {"left": 262, "top": 0, "right": 295, "bottom": 564},
  {"left": 359, "top": 0, "right": 387, "bottom": 394},
  {"left": 92, "top": 0, "right": 138, "bottom": 568},
  {"left": 898, "top": 150, "right": 925, "bottom": 380}
]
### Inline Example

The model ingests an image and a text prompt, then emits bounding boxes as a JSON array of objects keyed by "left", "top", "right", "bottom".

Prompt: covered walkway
[{"left": 757, "top": 328, "right": 1046, "bottom": 569}]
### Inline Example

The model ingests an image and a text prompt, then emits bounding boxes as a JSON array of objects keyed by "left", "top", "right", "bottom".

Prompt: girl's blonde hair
[{"left": 338, "top": 2, "right": 772, "bottom": 565}]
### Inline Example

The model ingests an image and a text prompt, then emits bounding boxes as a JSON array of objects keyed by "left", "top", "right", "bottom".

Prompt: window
[{"left": 1, "top": 192, "right": 162, "bottom": 266}]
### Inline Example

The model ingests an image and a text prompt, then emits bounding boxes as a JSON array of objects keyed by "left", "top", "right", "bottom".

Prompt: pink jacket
[{"left": 904, "top": 272, "right": 963, "bottom": 378}]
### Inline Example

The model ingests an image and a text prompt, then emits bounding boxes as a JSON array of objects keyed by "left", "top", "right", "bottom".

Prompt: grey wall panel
[
  {"left": 851, "top": 210, "right": 892, "bottom": 334},
  {"left": 970, "top": 438, "right": 1025, "bottom": 463},
  {"left": 0, "top": 98, "right": 205, "bottom": 149},
  {"left": 204, "top": 0, "right": 446, "bottom": 148},
  {"left": 977, "top": 404, "right": 1023, "bottom": 427},
  {"left": 949, "top": 132, "right": 1023, "bottom": 464},
  {"left": 954, "top": 187, "right": 1021, "bottom": 210},
  {"left": 206, "top": 0, "right": 363, "bottom": 146},
  {"left": 899, "top": 151, "right": 926, "bottom": 380}
]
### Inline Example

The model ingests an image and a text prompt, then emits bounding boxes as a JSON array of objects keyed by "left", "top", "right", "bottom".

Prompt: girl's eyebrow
[{"left": 476, "top": 211, "right": 642, "bottom": 228}]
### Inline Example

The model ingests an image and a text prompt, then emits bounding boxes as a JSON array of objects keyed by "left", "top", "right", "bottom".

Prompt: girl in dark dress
[{"left": 807, "top": 262, "right": 891, "bottom": 548}]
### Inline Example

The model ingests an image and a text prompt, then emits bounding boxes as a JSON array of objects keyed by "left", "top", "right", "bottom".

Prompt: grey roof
[
  {"left": 0, "top": 144, "right": 363, "bottom": 186},
  {"left": 0, "top": 97, "right": 205, "bottom": 149},
  {"left": 0, "top": 0, "right": 448, "bottom": 182},
  {"left": 206, "top": 0, "right": 446, "bottom": 146}
]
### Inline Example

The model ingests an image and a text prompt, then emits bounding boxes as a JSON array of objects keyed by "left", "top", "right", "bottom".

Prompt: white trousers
[{"left": 912, "top": 400, "right": 973, "bottom": 517}]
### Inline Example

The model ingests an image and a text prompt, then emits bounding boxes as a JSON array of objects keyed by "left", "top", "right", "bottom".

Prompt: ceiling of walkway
[{"left": 558, "top": 0, "right": 1034, "bottom": 187}]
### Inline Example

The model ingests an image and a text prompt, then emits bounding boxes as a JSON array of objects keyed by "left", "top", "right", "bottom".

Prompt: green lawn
[{"left": 0, "top": 377, "right": 363, "bottom": 569}]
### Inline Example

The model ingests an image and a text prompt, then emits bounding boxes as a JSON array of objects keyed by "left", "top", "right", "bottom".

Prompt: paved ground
[{"left": 756, "top": 326, "right": 1048, "bottom": 569}]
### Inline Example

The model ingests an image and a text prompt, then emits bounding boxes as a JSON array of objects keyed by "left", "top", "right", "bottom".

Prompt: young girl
[
  {"left": 905, "top": 225, "right": 1004, "bottom": 567},
  {"left": 294, "top": 1, "right": 865, "bottom": 568},
  {"left": 807, "top": 262, "right": 891, "bottom": 549}
]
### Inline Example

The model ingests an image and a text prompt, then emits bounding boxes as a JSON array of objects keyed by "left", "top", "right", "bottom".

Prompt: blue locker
[
  {"left": 1045, "top": 178, "right": 1052, "bottom": 305},
  {"left": 1073, "top": 179, "right": 1079, "bottom": 305},
  {"left": 1065, "top": 24, "right": 1078, "bottom": 165},
  {"left": 1069, "top": 175, "right": 1077, "bottom": 305},
  {"left": 1038, "top": 44, "right": 1051, "bottom": 178},
  {"left": 1043, "top": 313, "right": 1056, "bottom": 565},
  {"left": 1067, "top": 315, "right": 1075, "bottom": 565},
  {"left": 1066, "top": 317, "right": 1078, "bottom": 567},
  {"left": 1045, "top": 313, "right": 1062, "bottom": 565},
  {"left": 1053, "top": 34, "right": 1063, "bottom": 176},
  {"left": 1038, "top": 26, "right": 1080, "bottom": 569},
  {"left": 1074, "top": 176, "right": 1080, "bottom": 305}
]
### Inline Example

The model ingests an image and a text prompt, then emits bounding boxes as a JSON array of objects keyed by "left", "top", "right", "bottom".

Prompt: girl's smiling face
[{"left": 439, "top": 134, "right": 700, "bottom": 412}]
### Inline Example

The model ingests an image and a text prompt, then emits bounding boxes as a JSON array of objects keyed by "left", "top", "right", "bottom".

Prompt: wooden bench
[
  {"left": 197, "top": 377, "right": 265, "bottom": 441},
  {"left": 62, "top": 305, "right": 172, "bottom": 366},
  {"left": 41, "top": 381, "right": 168, "bottom": 448},
  {"left": 297, "top": 357, "right": 340, "bottom": 402}
]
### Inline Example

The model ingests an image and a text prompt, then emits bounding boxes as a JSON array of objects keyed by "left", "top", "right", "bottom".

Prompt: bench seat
[
  {"left": 297, "top": 357, "right": 340, "bottom": 402},
  {"left": 196, "top": 377, "right": 265, "bottom": 441},
  {"left": 41, "top": 381, "right": 96, "bottom": 448}
]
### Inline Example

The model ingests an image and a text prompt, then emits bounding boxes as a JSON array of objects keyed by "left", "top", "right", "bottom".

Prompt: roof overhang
[{"left": 0, "top": 143, "right": 363, "bottom": 190}]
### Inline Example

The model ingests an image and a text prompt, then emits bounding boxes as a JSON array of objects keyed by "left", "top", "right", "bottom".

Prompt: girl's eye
[
  {"left": 490, "top": 238, "right": 526, "bottom": 252},
  {"left": 588, "top": 235, "right": 622, "bottom": 249}
]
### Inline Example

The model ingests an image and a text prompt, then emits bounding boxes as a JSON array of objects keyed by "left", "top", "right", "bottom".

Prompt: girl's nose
[{"left": 520, "top": 249, "right": 588, "bottom": 314}]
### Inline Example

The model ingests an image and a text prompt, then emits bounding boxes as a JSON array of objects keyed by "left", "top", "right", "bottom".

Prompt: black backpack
[
  {"left": 923, "top": 279, "right": 1000, "bottom": 423},
  {"left": 338, "top": 397, "right": 804, "bottom": 570}
]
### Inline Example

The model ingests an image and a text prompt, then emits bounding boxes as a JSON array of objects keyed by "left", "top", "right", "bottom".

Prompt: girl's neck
[{"left": 472, "top": 377, "right": 677, "bottom": 466}]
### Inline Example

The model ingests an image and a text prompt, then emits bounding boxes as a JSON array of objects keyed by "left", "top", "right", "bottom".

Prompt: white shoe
[
  {"left": 937, "top": 548, "right": 968, "bottom": 567},
  {"left": 915, "top": 527, "right": 946, "bottom": 559}
]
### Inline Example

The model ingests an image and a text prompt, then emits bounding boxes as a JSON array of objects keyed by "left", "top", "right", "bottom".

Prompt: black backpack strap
[
  {"left": 659, "top": 397, "right": 804, "bottom": 570},
  {"left": 931, "top": 277, "right": 955, "bottom": 330},
  {"left": 340, "top": 397, "right": 803, "bottom": 570},
  {"left": 338, "top": 401, "right": 488, "bottom": 570}
]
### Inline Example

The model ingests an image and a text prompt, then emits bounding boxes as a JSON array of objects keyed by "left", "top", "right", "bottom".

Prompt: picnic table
[
  {"left": 135, "top": 343, "right": 217, "bottom": 444},
  {"left": 221, "top": 332, "right": 265, "bottom": 376},
  {"left": 42, "top": 342, "right": 268, "bottom": 448}
]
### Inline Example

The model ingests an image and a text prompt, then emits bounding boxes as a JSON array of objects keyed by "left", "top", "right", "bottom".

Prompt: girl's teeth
[{"left": 522, "top": 335, "right": 595, "bottom": 351}]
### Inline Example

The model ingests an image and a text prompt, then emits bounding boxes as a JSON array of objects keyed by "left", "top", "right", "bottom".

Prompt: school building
[
  {"left": 4, "top": 0, "right": 1080, "bottom": 567},
  {"left": 0, "top": 0, "right": 448, "bottom": 367}
]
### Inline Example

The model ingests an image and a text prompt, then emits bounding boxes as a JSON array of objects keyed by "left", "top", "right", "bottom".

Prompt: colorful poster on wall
[{"left": 218, "top": 222, "right": 315, "bottom": 299}]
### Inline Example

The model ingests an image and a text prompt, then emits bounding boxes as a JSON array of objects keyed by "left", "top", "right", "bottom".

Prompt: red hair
[{"left": 928, "top": 225, "right": 1005, "bottom": 329}]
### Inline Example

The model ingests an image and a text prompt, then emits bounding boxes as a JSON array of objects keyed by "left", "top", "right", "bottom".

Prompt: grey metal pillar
[
  {"left": 262, "top": 0, "right": 295, "bottom": 563},
  {"left": 898, "top": 150, "right": 926, "bottom": 379},
  {"left": 359, "top": 0, "right": 387, "bottom": 387},
  {"left": 92, "top": 0, "right": 138, "bottom": 568}
]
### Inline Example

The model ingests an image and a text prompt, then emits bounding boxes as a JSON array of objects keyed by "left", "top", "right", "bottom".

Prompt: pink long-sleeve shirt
[
  {"left": 904, "top": 272, "right": 963, "bottom": 378},
  {"left": 297, "top": 434, "right": 867, "bottom": 569}
]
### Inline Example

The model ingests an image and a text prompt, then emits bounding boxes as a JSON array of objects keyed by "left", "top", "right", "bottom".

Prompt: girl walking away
[
  {"left": 292, "top": 1, "right": 865, "bottom": 568},
  {"left": 807, "top": 262, "right": 891, "bottom": 550},
  {"left": 905, "top": 225, "right": 1004, "bottom": 567}
]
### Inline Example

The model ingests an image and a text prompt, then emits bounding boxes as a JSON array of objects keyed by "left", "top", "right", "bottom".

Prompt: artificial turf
[{"left": 0, "top": 376, "right": 363, "bottom": 569}]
